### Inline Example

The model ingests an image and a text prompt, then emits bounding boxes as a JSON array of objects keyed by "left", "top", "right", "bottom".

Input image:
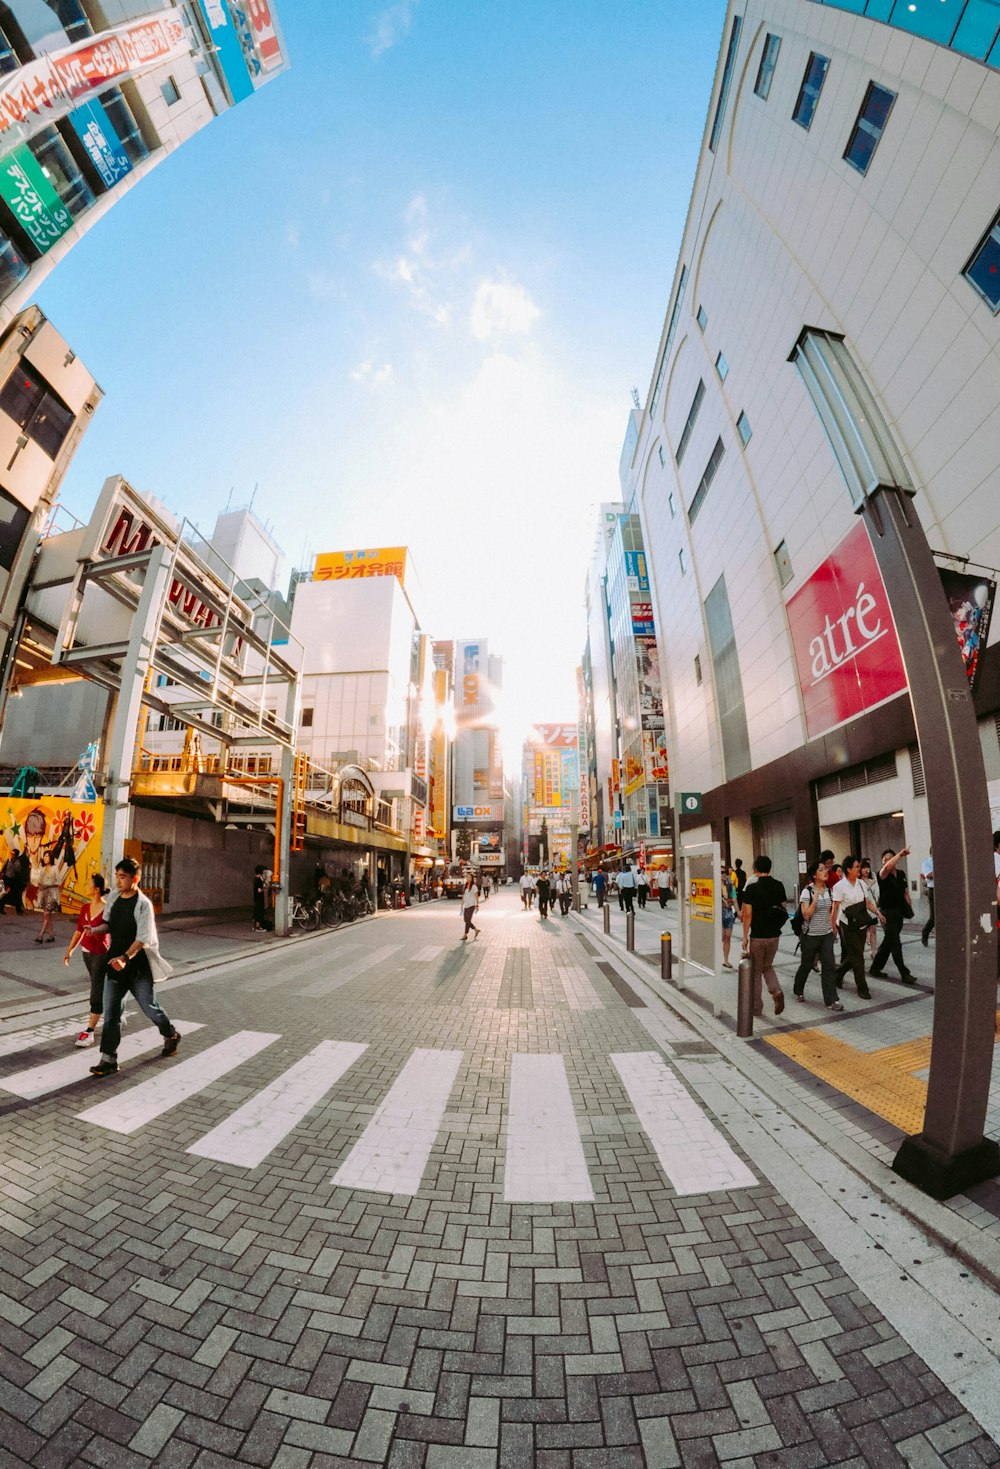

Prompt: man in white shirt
[
  {"left": 921, "top": 848, "right": 934, "bottom": 947},
  {"left": 618, "top": 862, "right": 637, "bottom": 914}
]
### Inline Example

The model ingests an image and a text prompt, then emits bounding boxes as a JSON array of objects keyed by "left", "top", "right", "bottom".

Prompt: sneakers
[
  {"left": 74, "top": 1029, "right": 95, "bottom": 1048},
  {"left": 794, "top": 993, "right": 806, "bottom": 1003},
  {"left": 89, "top": 1060, "right": 118, "bottom": 1077},
  {"left": 827, "top": 1001, "right": 844, "bottom": 1012},
  {"left": 161, "top": 1032, "right": 181, "bottom": 1058}
]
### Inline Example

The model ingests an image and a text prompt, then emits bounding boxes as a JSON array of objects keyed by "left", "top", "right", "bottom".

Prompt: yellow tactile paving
[
  {"left": 765, "top": 1016, "right": 1000, "bottom": 1132},
  {"left": 765, "top": 1028, "right": 929, "bottom": 1133}
]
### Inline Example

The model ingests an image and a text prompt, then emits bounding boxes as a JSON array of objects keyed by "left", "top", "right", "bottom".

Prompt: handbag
[{"left": 843, "top": 900, "right": 877, "bottom": 931}]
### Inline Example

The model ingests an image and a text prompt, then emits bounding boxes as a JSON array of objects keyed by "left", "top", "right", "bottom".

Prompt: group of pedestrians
[
  {"left": 740, "top": 846, "right": 922, "bottom": 1018},
  {"left": 517, "top": 869, "right": 572, "bottom": 917}
]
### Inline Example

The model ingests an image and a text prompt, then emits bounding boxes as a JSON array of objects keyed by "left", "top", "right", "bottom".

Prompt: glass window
[
  {"left": 737, "top": 411, "right": 752, "bottom": 445},
  {"left": 696, "top": 304, "right": 707, "bottom": 331},
  {"left": 705, "top": 575, "right": 751, "bottom": 780},
  {"left": 0, "top": 228, "right": 27, "bottom": 304},
  {"left": 28, "top": 125, "right": 95, "bottom": 217},
  {"left": 951, "top": 1, "right": 1000, "bottom": 59},
  {"left": 694, "top": 654, "right": 703, "bottom": 685},
  {"left": 650, "top": 266, "right": 688, "bottom": 415},
  {"left": 301, "top": 707, "right": 314, "bottom": 727},
  {"left": 678, "top": 548, "right": 687, "bottom": 575},
  {"left": 0, "top": 21, "right": 19, "bottom": 73},
  {"left": 964, "top": 213, "right": 1000, "bottom": 312},
  {"left": 709, "top": 15, "right": 743, "bottom": 153},
  {"left": 888, "top": 0, "right": 966, "bottom": 44},
  {"left": 754, "top": 33, "right": 781, "bottom": 99},
  {"left": 793, "top": 52, "right": 829, "bottom": 130},
  {"left": 161, "top": 76, "right": 180, "bottom": 106},
  {"left": 0, "top": 361, "right": 74, "bottom": 459},
  {"left": 715, "top": 351, "right": 729, "bottom": 381},
  {"left": 658, "top": 443, "right": 665, "bottom": 466},
  {"left": 668, "top": 492, "right": 676, "bottom": 518},
  {"left": 775, "top": 540, "right": 793, "bottom": 588},
  {"left": 98, "top": 89, "right": 150, "bottom": 167},
  {"left": 844, "top": 82, "right": 896, "bottom": 175},
  {"left": 689, "top": 438, "right": 726, "bottom": 524},
  {"left": 676, "top": 379, "right": 705, "bottom": 465},
  {"left": 0, "top": 485, "right": 29, "bottom": 572}
]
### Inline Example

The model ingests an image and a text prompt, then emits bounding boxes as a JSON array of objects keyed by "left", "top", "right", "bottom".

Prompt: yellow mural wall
[{"left": 1, "top": 798, "right": 104, "bottom": 914}]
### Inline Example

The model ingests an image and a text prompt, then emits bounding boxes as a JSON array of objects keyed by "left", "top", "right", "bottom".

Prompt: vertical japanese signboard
[
  {"left": 0, "top": 147, "right": 72, "bottom": 254},
  {"left": 67, "top": 100, "right": 132, "bottom": 188}
]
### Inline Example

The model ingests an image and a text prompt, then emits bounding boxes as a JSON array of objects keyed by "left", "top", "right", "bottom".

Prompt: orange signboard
[{"left": 314, "top": 547, "right": 407, "bottom": 586}]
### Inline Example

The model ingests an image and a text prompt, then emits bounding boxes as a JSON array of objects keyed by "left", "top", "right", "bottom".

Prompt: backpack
[{"left": 790, "top": 886, "right": 812, "bottom": 939}]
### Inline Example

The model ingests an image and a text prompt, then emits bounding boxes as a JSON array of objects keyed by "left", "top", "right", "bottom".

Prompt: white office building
[{"left": 621, "top": 0, "right": 1000, "bottom": 896}]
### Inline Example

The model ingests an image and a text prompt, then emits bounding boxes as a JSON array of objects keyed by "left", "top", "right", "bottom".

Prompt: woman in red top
[{"left": 65, "top": 874, "right": 111, "bottom": 1049}]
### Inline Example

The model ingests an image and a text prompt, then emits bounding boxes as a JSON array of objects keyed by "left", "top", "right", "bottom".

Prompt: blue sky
[{"left": 35, "top": 0, "right": 727, "bottom": 745}]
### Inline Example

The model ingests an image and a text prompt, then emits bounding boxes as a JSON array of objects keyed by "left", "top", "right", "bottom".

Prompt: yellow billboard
[
  {"left": 1, "top": 796, "right": 104, "bottom": 914},
  {"left": 314, "top": 547, "right": 407, "bottom": 586}
]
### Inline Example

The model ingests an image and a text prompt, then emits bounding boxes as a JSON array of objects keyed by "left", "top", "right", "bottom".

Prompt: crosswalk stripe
[
  {"left": 555, "top": 964, "right": 603, "bottom": 1011},
  {"left": 0, "top": 1020, "right": 205, "bottom": 1100},
  {"left": 296, "top": 946, "right": 402, "bottom": 998},
  {"left": 187, "top": 1040, "right": 368, "bottom": 1168},
  {"left": 610, "top": 1051, "right": 757, "bottom": 1196},
  {"left": 75, "top": 1030, "right": 279, "bottom": 1135},
  {"left": 242, "top": 946, "right": 360, "bottom": 993},
  {"left": 331, "top": 1047, "right": 463, "bottom": 1195},
  {"left": 412, "top": 945, "right": 445, "bottom": 961},
  {"left": 504, "top": 1053, "right": 594, "bottom": 1203},
  {"left": 0, "top": 1018, "right": 83, "bottom": 1057}
]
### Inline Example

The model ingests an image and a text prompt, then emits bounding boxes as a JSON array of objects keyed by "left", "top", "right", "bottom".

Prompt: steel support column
[
  {"left": 100, "top": 544, "right": 171, "bottom": 875},
  {"left": 862, "top": 487, "right": 1000, "bottom": 1197}
]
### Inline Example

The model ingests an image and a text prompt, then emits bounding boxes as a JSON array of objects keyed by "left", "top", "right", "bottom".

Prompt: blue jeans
[{"left": 101, "top": 963, "right": 174, "bottom": 1063}]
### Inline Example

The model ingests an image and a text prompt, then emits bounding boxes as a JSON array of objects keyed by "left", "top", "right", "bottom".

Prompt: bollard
[
  {"left": 661, "top": 931, "right": 672, "bottom": 983},
  {"left": 736, "top": 955, "right": 754, "bottom": 1037},
  {"left": 603, "top": 903, "right": 610, "bottom": 935},
  {"left": 626, "top": 911, "right": 635, "bottom": 952}
]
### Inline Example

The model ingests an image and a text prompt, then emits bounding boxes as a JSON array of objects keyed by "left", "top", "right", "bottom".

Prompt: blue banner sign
[
  {"left": 68, "top": 100, "right": 131, "bottom": 188},
  {"left": 197, "top": 0, "right": 255, "bottom": 104}
]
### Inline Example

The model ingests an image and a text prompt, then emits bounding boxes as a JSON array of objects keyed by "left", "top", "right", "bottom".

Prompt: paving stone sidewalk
[{"left": 0, "top": 892, "right": 996, "bottom": 1466}]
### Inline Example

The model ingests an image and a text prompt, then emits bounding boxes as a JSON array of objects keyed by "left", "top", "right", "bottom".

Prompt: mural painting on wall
[{"left": 0, "top": 798, "right": 104, "bottom": 915}]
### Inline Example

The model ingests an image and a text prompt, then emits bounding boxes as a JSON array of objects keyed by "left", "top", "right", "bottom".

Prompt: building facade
[
  {"left": 0, "top": 1, "right": 287, "bottom": 328},
  {"left": 621, "top": 0, "right": 1000, "bottom": 899}
]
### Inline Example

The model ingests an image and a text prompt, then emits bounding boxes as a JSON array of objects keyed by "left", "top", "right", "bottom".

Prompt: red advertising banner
[
  {"left": 0, "top": 12, "right": 188, "bottom": 151},
  {"left": 786, "top": 519, "right": 907, "bottom": 740}
]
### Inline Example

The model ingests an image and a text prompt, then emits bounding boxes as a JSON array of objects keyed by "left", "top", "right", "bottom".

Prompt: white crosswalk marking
[
  {"left": 187, "top": 1040, "right": 368, "bottom": 1168},
  {"left": 296, "top": 946, "right": 401, "bottom": 998},
  {"left": 0, "top": 1018, "right": 83, "bottom": 1057},
  {"left": 331, "top": 1047, "right": 463, "bottom": 1195},
  {"left": 0, "top": 1020, "right": 205, "bottom": 1100},
  {"left": 504, "top": 1053, "right": 594, "bottom": 1203},
  {"left": 76, "top": 1031, "right": 280, "bottom": 1135},
  {"left": 555, "top": 964, "right": 603, "bottom": 1011},
  {"left": 610, "top": 1051, "right": 757, "bottom": 1196},
  {"left": 242, "top": 947, "right": 360, "bottom": 993},
  {"left": 412, "top": 945, "right": 445, "bottom": 961}
]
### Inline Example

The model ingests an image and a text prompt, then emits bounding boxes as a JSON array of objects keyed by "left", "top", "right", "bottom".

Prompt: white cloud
[
  {"left": 286, "top": 223, "right": 301, "bottom": 248},
  {"left": 351, "top": 359, "right": 395, "bottom": 388},
  {"left": 307, "top": 270, "right": 344, "bottom": 302},
  {"left": 373, "top": 195, "right": 462, "bottom": 326},
  {"left": 469, "top": 279, "right": 541, "bottom": 343},
  {"left": 368, "top": 0, "right": 418, "bottom": 59}
]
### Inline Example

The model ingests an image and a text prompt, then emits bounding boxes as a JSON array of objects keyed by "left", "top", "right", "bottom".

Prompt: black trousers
[
  {"left": 922, "top": 889, "right": 935, "bottom": 943},
  {"left": 621, "top": 888, "right": 635, "bottom": 913},
  {"left": 872, "top": 909, "right": 910, "bottom": 977},
  {"left": 836, "top": 924, "right": 871, "bottom": 996},
  {"left": 793, "top": 931, "right": 838, "bottom": 1006}
]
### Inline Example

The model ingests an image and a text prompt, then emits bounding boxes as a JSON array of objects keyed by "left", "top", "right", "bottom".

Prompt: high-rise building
[
  {"left": 620, "top": 0, "right": 1000, "bottom": 893},
  {"left": 449, "top": 637, "right": 506, "bottom": 866},
  {"left": 0, "top": 0, "right": 288, "bottom": 327}
]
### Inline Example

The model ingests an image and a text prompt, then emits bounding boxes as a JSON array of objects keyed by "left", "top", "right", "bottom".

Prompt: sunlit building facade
[{"left": 622, "top": 0, "right": 1000, "bottom": 898}]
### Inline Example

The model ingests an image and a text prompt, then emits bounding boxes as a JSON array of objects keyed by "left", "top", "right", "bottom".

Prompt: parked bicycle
[{"left": 290, "top": 894, "right": 320, "bottom": 931}]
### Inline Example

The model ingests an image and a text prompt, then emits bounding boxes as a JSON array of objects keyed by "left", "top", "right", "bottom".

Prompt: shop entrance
[
  {"left": 854, "top": 812, "right": 906, "bottom": 868},
  {"left": 751, "top": 803, "right": 797, "bottom": 898}
]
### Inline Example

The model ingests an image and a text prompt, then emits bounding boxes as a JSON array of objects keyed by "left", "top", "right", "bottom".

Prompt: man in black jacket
[
  {"left": 740, "top": 855, "right": 787, "bottom": 1017},
  {"left": 869, "top": 847, "right": 915, "bottom": 984}
]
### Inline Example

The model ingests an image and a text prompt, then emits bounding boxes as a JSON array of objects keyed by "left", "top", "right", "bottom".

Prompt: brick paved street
[{"left": 1, "top": 890, "right": 999, "bottom": 1466}]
